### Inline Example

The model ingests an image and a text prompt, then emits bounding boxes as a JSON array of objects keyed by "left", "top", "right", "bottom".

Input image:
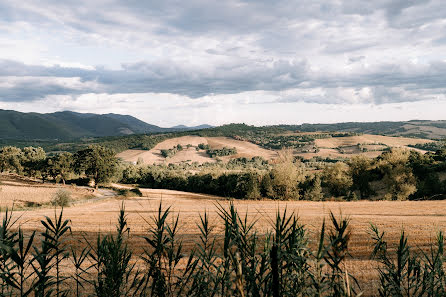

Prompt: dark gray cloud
[
  {"left": 2, "top": 57, "right": 446, "bottom": 104},
  {"left": 0, "top": 58, "right": 309, "bottom": 100}
]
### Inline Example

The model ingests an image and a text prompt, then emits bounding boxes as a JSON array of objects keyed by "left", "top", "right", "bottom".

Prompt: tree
[
  {"left": 268, "top": 150, "right": 304, "bottom": 200},
  {"left": 304, "top": 174, "right": 324, "bottom": 201},
  {"left": 22, "top": 146, "right": 46, "bottom": 177},
  {"left": 0, "top": 146, "right": 23, "bottom": 174},
  {"left": 347, "top": 155, "right": 373, "bottom": 199},
  {"left": 322, "top": 162, "right": 353, "bottom": 197},
  {"left": 50, "top": 152, "right": 74, "bottom": 185},
  {"left": 376, "top": 149, "right": 416, "bottom": 200},
  {"left": 74, "top": 145, "right": 118, "bottom": 188}
]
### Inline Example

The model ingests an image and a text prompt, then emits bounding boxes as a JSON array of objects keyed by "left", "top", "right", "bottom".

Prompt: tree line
[
  {"left": 1, "top": 145, "right": 446, "bottom": 200},
  {"left": 123, "top": 148, "right": 446, "bottom": 201},
  {"left": 0, "top": 145, "right": 117, "bottom": 188}
]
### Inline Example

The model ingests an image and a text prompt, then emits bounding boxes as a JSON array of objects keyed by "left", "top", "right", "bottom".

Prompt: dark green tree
[
  {"left": 22, "top": 147, "right": 46, "bottom": 178},
  {"left": 49, "top": 152, "right": 74, "bottom": 185},
  {"left": 304, "top": 174, "right": 324, "bottom": 201},
  {"left": 74, "top": 145, "right": 118, "bottom": 188},
  {"left": 347, "top": 155, "right": 373, "bottom": 199},
  {"left": 0, "top": 146, "right": 23, "bottom": 174}
]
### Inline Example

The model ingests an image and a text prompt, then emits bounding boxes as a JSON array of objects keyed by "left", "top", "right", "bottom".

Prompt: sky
[{"left": 0, "top": 0, "right": 445, "bottom": 127}]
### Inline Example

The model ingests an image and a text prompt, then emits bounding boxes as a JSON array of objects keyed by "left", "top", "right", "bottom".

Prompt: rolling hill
[{"left": 284, "top": 120, "right": 446, "bottom": 139}]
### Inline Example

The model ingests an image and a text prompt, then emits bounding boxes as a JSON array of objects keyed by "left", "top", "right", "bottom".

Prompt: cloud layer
[{"left": 0, "top": 0, "right": 445, "bottom": 124}]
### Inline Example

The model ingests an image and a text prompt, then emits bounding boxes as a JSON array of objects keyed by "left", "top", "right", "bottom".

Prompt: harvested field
[
  {"left": 296, "top": 148, "right": 383, "bottom": 159},
  {"left": 9, "top": 186, "right": 446, "bottom": 295},
  {"left": 117, "top": 136, "right": 278, "bottom": 164},
  {"left": 295, "top": 134, "right": 434, "bottom": 159},
  {"left": 315, "top": 134, "right": 433, "bottom": 149},
  {"left": 0, "top": 174, "right": 97, "bottom": 208},
  {"left": 205, "top": 137, "right": 278, "bottom": 161}
]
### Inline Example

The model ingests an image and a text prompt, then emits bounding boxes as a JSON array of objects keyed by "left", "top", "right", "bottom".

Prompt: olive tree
[{"left": 322, "top": 162, "right": 353, "bottom": 197}]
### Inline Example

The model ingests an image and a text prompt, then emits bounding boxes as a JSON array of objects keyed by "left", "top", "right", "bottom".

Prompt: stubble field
[{"left": 4, "top": 177, "right": 446, "bottom": 295}]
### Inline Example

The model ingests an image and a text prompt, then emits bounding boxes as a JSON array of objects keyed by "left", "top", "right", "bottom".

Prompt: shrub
[
  {"left": 51, "top": 189, "right": 72, "bottom": 207},
  {"left": 117, "top": 188, "right": 143, "bottom": 198}
]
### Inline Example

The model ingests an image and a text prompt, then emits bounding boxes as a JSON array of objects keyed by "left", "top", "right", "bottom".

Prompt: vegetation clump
[
  {"left": 117, "top": 188, "right": 143, "bottom": 198},
  {"left": 51, "top": 189, "right": 72, "bottom": 207},
  {"left": 160, "top": 144, "right": 183, "bottom": 158},
  {"left": 206, "top": 147, "right": 237, "bottom": 158}
]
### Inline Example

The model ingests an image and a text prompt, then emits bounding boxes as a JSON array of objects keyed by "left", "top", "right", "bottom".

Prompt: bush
[
  {"left": 206, "top": 147, "right": 237, "bottom": 157},
  {"left": 117, "top": 187, "right": 143, "bottom": 197},
  {"left": 51, "top": 189, "right": 72, "bottom": 207}
]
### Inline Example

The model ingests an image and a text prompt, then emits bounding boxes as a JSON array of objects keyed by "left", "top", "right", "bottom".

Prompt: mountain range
[
  {"left": 0, "top": 109, "right": 212, "bottom": 140},
  {"left": 1, "top": 109, "right": 445, "bottom": 141}
]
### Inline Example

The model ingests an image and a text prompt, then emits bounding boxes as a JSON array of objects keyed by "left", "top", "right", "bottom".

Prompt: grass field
[{"left": 6, "top": 181, "right": 446, "bottom": 295}]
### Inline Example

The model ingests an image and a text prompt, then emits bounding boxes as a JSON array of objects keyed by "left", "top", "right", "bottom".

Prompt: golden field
[
  {"left": 0, "top": 174, "right": 99, "bottom": 209},
  {"left": 117, "top": 135, "right": 277, "bottom": 165},
  {"left": 3, "top": 175, "right": 445, "bottom": 294},
  {"left": 117, "top": 134, "right": 434, "bottom": 165}
]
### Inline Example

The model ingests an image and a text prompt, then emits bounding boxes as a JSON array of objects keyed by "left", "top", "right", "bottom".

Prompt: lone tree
[{"left": 74, "top": 145, "right": 118, "bottom": 188}]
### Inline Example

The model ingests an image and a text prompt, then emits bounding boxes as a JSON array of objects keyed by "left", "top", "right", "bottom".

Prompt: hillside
[
  {"left": 0, "top": 109, "right": 159, "bottom": 140},
  {"left": 117, "top": 133, "right": 434, "bottom": 164},
  {"left": 117, "top": 136, "right": 277, "bottom": 165},
  {"left": 7, "top": 175, "right": 446, "bottom": 292},
  {"left": 0, "top": 109, "right": 214, "bottom": 140},
  {"left": 170, "top": 124, "right": 214, "bottom": 130},
  {"left": 283, "top": 120, "right": 446, "bottom": 139}
]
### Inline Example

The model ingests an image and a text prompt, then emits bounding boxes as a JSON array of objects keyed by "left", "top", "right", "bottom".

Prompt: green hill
[{"left": 0, "top": 110, "right": 165, "bottom": 140}]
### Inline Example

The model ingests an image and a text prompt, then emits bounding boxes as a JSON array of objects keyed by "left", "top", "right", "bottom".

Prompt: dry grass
[
  {"left": 7, "top": 185, "right": 446, "bottom": 294},
  {"left": 0, "top": 174, "right": 97, "bottom": 209}
]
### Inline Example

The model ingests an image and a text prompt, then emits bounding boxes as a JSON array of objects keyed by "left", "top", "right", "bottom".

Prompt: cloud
[{"left": 0, "top": 0, "right": 445, "bottom": 114}]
